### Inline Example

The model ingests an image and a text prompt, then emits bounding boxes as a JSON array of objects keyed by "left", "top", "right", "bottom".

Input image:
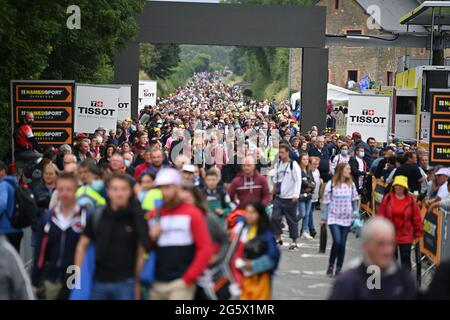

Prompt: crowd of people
[{"left": 1, "top": 71, "right": 450, "bottom": 300}]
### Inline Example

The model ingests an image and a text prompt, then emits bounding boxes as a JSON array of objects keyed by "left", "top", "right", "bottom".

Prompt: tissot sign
[
  {"left": 74, "top": 85, "right": 120, "bottom": 134},
  {"left": 138, "top": 80, "right": 157, "bottom": 112},
  {"left": 346, "top": 95, "right": 391, "bottom": 142}
]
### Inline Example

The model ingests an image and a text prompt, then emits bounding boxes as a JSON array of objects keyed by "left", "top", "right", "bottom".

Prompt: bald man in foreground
[{"left": 329, "top": 217, "right": 419, "bottom": 300}]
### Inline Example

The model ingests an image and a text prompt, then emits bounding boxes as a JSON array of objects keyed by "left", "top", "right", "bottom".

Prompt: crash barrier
[
  {"left": 419, "top": 203, "right": 450, "bottom": 266},
  {"left": 360, "top": 178, "right": 450, "bottom": 266},
  {"left": 360, "top": 178, "right": 385, "bottom": 218}
]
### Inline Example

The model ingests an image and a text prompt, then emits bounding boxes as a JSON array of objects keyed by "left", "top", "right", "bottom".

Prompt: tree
[
  {"left": 140, "top": 43, "right": 181, "bottom": 80},
  {"left": 222, "top": 0, "right": 315, "bottom": 100},
  {"left": 0, "top": 0, "right": 146, "bottom": 158}
]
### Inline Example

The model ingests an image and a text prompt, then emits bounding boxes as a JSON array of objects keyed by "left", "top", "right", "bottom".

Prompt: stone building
[{"left": 289, "top": 0, "right": 428, "bottom": 92}]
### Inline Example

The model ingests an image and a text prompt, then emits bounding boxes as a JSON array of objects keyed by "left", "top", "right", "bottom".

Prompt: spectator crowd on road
[{"left": 1, "top": 71, "right": 450, "bottom": 300}]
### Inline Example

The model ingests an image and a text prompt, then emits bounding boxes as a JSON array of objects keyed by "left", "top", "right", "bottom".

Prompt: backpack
[{"left": 2, "top": 180, "right": 37, "bottom": 229}]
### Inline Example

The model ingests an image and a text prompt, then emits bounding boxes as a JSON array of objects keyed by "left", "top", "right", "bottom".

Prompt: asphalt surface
[{"left": 272, "top": 209, "right": 362, "bottom": 300}]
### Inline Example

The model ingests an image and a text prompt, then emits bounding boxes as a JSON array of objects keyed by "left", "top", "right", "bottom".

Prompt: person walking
[
  {"left": 231, "top": 201, "right": 280, "bottom": 300},
  {"left": 377, "top": 175, "right": 423, "bottom": 271},
  {"left": 321, "top": 163, "right": 359, "bottom": 277},
  {"left": 147, "top": 168, "right": 213, "bottom": 300},
  {"left": 329, "top": 217, "right": 418, "bottom": 300},
  {"left": 179, "top": 185, "right": 230, "bottom": 300},
  {"left": 297, "top": 153, "right": 315, "bottom": 240},
  {"left": 271, "top": 144, "right": 302, "bottom": 250},
  {"left": 228, "top": 156, "right": 272, "bottom": 210},
  {"left": 330, "top": 143, "right": 350, "bottom": 175},
  {"left": 75, "top": 174, "right": 151, "bottom": 300},
  {"left": 307, "top": 156, "right": 321, "bottom": 238},
  {"left": 349, "top": 146, "right": 367, "bottom": 194},
  {"left": 31, "top": 173, "right": 86, "bottom": 300},
  {"left": 0, "top": 161, "right": 24, "bottom": 252}
]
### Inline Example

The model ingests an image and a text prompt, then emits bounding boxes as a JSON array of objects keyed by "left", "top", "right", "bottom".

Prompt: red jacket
[
  {"left": 228, "top": 170, "right": 272, "bottom": 209},
  {"left": 378, "top": 192, "right": 423, "bottom": 244},
  {"left": 134, "top": 162, "right": 150, "bottom": 179},
  {"left": 147, "top": 202, "right": 214, "bottom": 285}
]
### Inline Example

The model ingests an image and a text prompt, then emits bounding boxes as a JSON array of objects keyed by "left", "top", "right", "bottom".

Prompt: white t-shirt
[{"left": 437, "top": 182, "right": 449, "bottom": 200}]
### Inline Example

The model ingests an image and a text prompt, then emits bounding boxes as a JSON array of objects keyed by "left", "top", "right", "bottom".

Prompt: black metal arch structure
[{"left": 114, "top": 1, "right": 328, "bottom": 131}]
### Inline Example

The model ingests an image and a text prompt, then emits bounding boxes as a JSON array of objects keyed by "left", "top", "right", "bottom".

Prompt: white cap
[
  {"left": 435, "top": 168, "right": 450, "bottom": 176},
  {"left": 182, "top": 164, "right": 196, "bottom": 173},
  {"left": 154, "top": 168, "right": 182, "bottom": 186}
]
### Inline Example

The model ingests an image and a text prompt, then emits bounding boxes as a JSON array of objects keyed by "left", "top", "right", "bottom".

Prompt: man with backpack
[
  {"left": 0, "top": 160, "right": 36, "bottom": 253},
  {"left": 75, "top": 174, "right": 151, "bottom": 300},
  {"left": 271, "top": 144, "right": 302, "bottom": 250}
]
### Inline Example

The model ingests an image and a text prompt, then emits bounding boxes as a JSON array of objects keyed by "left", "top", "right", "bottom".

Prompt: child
[
  {"left": 231, "top": 201, "right": 280, "bottom": 300},
  {"left": 308, "top": 156, "right": 322, "bottom": 238},
  {"left": 202, "top": 168, "right": 233, "bottom": 225}
]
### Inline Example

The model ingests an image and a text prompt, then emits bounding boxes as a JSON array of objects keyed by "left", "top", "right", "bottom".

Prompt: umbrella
[
  {"left": 415, "top": 239, "right": 422, "bottom": 288},
  {"left": 319, "top": 224, "right": 327, "bottom": 254}
]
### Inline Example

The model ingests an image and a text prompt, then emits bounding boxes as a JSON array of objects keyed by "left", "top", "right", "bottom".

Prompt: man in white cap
[
  {"left": 148, "top": 168, "right": 213, "bottom": 300},
  {"left": 181, "top": 164, "right": 196, "bottom": 185},
  {"left": 429, "top": 168, "right": 450, "bottom": 203}
]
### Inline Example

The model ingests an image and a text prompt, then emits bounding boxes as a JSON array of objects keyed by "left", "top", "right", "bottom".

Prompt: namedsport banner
[{"left": 11, "top": 80, "right": 75, "bottom": 147}]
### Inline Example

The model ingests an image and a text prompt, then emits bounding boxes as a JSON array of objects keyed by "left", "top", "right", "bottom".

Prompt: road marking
[
  {"left": 308, "top": 283, "right": 332, "bottom": 289},
  {"left": 302, "top": 270, "right": 326, "bottom": 275},
  {"left": 300, "top": 254, "right": 328, "bottom": 258}
]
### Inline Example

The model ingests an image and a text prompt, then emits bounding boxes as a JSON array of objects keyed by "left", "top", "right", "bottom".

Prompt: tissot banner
[
  {"left": 74, "top": 85, "right": 120, "bottom": 134},
  {"left": 138, "top": 80, "right": 157, "bottom": 112},
  {"left": 346, "top": 94, "right": 391, "bottom": 143}
]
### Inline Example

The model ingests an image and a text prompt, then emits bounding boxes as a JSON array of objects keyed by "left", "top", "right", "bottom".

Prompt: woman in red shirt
[{"left": 378, "top": 175, "right": 423, "bottom": 271}]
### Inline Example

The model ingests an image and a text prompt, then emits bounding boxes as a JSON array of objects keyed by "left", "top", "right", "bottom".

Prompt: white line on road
[
  {"left": 308, "top": 283, "right": 332, "bottom": 289},
  {"left": 300, "top": 254, "right": 328, "bottom": 258}
]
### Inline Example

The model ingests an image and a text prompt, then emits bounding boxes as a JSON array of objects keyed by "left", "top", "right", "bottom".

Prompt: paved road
[{"left": 272, "top": 209, "right": 361, "bottom": 300}]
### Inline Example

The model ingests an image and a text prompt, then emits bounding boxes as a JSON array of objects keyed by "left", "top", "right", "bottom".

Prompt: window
[
  {"left": 347, "top": 70, "right": 358, "bottom": 82},
  {"left": 334, "top": 0, "right": 340, "bottom": 10},
  {"left": 387, "top": 71, "right": 394, "bottom": 86},
  {"left": 346, "top": 30, "right": 362, "bottom": 36}
]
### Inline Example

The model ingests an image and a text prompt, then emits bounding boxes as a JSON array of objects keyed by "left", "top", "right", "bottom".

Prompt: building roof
[{"left": 355, "top": 0, "right": 427, "bottom": 33}]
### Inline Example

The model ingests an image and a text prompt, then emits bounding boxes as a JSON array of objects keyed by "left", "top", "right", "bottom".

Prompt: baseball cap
[
  {"left": 154, "top": 168, "right": 182, "bottom": 187},
  {"left": 352, "top": 132, "right": 361, "bottom": 139},
  {"left": 182, "top": 164, "right": 196, "bottom": 173},
  {"left": 124, "top": 117, "right": 132, "bottom": 123},
  {"left": 76, "top": 133, "right": 87, "bottom": 139},
  {"left": 435, "top": 168, "right": 450, "bottom": 176}
]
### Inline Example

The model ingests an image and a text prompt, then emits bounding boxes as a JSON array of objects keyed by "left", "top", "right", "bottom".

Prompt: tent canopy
[{"left": 291, "top": 83, "right": 358, "bottom": 107}]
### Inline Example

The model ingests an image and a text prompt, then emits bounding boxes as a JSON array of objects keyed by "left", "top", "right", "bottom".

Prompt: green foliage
[
  {"left": 140, "top": 43, "right": 181, "bottom": 80},
  {"left": 155, "top": 46, "right": 234, "bottom": 96},
  {"left": 0, "top": 0, "right": 145, "bottom": 158},
  {"left": 224, "top": 0, "right": 314, "bottom": 100}
]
